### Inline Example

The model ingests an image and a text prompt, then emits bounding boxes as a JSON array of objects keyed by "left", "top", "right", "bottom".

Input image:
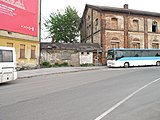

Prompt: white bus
[
  {"left": 0, "top": 46, "right": 17, "bottom": 83},
  {"left": 107, "top": 48, "right": 160, "bottom": 68}
]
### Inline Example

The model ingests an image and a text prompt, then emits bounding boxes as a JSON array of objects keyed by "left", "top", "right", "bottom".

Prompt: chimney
[{"left": 124, "top": 4, "right": 128, "bottom": 9}]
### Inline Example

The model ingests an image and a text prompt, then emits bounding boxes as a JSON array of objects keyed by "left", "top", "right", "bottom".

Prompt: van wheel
[
  {"left": 156, "top": 61, "right": 160, "bottom": 66},
  {"left": 124, "top": 62, "right": 129, "bottom": 68}
]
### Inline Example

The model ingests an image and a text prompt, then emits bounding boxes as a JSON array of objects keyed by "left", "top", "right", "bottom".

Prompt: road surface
[{"left": 0, "top": 67, "right": 160, "bottom": 120}]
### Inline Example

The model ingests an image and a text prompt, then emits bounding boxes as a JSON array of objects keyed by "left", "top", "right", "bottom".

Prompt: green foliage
[
  {"left": 80, "top": 63, "right": 94, "bottom": 67},
  {"left": 41, "top": 61, "right": 52, "bottom": 68},
  {"left": 45, "top": 6, "right": 80, "bottom": 43},
  {"left": 53, "top": 62, "right": 69, "bottom": 67}
]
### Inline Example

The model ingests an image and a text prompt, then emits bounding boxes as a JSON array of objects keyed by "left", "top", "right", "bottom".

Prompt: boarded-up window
[
  {"left": 152, "top": 43, "right": 159, "bottom": 49},
  {"left": 111, "top": 18, "right": 118, "bottom": 29},
  {"left": 61, "top": 52, "right": 71, "bottom": 60},
  {"left": 20, "top": 44, "right": 25, "bottom": 58},
  {"left": 7, "top": 43, "right": 13, "bottom": 47},
  {"left": 31, "top": 46, "right": 36, "bottom": 59},
  {"left": 133, "top": 20, "right": 139, "bottom": 31}
]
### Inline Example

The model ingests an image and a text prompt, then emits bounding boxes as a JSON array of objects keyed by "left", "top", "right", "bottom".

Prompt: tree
[{"left": 45, "top": 6, "right": 80, "bottom": 43}]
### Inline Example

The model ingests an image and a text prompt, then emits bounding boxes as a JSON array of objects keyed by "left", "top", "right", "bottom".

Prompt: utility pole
[{"left": 38, "top": 0, "right": 42, "bottom": 68}]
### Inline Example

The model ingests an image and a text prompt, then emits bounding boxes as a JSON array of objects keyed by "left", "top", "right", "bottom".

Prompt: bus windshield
[{"left": 107, "top": 50, "right": 115, "bottom": 60}]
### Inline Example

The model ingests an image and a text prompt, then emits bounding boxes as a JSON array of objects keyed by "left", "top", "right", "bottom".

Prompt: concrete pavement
[{"left": 18, "top": 66, "right": 106, "bottom": 79}]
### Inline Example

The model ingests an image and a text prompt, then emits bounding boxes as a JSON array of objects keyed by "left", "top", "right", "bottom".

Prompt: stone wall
[{"left": 41, "top": 49, "right": 79, "bottom": 66}]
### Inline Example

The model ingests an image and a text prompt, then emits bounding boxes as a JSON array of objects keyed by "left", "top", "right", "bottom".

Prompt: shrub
[
  {"left": 53, "top": 62, "right": 69, "bottom": 67},
  {"left": 61, "top": 62, "right": 68, "bottom": 66},
  {"left": 42, "top": 61, "right": 51, "bottom": 67},
  {"left": 80, "top": 63, "right": 94, "bottom": 67}
]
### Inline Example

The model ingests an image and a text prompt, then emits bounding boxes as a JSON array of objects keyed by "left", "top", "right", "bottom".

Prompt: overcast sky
[{"left": 41, "top": 0, "right": 160, "bottom": 42}]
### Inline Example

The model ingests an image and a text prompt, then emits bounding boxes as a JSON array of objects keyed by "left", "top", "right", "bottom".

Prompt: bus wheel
[
  {"left": 124, "top": 62, "right": 129, "bottom": 68},
  {"left": 156, "top": 61, "right": 160, "bottom": 66}
]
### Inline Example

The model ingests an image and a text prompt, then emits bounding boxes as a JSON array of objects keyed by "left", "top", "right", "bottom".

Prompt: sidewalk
[{"left": 18, "top": 66, "right": 106, "bottom": 79}]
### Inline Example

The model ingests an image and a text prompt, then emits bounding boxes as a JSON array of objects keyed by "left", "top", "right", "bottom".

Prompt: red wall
[{"left": 0, "top": 0, "right": 38, "bottom": 36}]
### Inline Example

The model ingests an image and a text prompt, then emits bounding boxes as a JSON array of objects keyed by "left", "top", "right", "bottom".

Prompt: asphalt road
[{"left": 0, "top": 67, "right": 160, "bottom": 120}]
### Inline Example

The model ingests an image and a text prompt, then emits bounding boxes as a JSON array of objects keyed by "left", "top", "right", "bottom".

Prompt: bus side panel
[
  {"left": 0, "top": 71, "right": 2, "bottom": 83},
  {"left": 2, "top": 68, "right": 14, "bottom": 83},
  {"left": 14, "top": 71, "right": 17, "bottom": 80}
]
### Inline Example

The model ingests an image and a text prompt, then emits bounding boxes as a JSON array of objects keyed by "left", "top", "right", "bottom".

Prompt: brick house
[
  {"left": 80, "top": 4, "right": 160, "bottom": 65},
  {"left": 41, "top": 43, "right": 102, "bottom": 66}
]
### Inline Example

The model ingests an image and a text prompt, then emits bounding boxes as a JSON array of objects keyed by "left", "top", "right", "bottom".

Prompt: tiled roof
[{"left": 86, "top": 4, "right": 160, "bottom": 17}]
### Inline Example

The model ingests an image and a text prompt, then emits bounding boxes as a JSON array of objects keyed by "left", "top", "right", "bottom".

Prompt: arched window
[
  {"left": 111, "top": 18, "right": 118, "bottom": 29},
  {"left": 133, "top": 20, "right": 139, "bottom": 31},
  {"left": 152, "top": 21, "right": 158, "bottom": 32}
]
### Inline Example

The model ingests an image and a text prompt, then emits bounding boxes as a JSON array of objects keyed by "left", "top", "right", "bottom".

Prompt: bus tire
[
  {"left": 124, "top": 62, "right": 129, "bottom": 68},
  {"left": 156, "top": 61, "right": 160, "bottom": 66}
]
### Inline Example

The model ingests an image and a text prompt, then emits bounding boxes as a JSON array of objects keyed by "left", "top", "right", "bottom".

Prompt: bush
[
  {"left": 53, "top": 62, "right": 69, "bottom": 67},
  {"left": 61, "top": 62, "right": 68, "bottom": 66},
  {"left": 42, "top": 61, "right": 51, "bottom": 67},
  {"left": 80, "top": 63, "right": 94, "bottom": 67}
]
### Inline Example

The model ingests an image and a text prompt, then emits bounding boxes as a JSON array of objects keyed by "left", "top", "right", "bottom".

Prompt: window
[
  {"left": 31, "top": 46, "right": 36, "bottom": 59},
  {"left": 152, "top": 43, "right": 159, "bottom": 49},
  {"left": 133, "top": 20, "right": 139, "bottom": 31},
  {"left": 20, "top": 44, "right": 25, "bottom": 58},
  {"left": 7, "top": 43, "right": 13, "bottom": 47},
  {"left": 111, "top": 18, "right": 118, "bottom": 29},
  {"left": 88, "top": 15, "right": 90, "bottom": 20},
  {"left": 0, "top": 50, "right": 13, "bottom": 62},
  {"left": 152, "top": 21, "right": 158, "bottom": 32},
  {"left": 95, "top": 18, "right": 99, "bottom": 31},
  {"left": 87, "top": 25, "right": 91, "bottom": 36},
  {"left": 111, "top": 42, "right": 119, "bottom": 48},
  {"left": 132, "top": 43, "right": 140, "bottom": 49}
]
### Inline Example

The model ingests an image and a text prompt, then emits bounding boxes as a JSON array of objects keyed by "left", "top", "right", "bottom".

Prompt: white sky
[{"left": 41, "top": 0, "right": 160, "bottom": 42}]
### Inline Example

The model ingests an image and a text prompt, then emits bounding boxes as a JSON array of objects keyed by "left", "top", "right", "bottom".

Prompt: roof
[
  {"left": 85, "top": 4, "right": 160, "bottom": 17},
  {"left": 108, "top": 48, "right": 160, "bottom": 51},
  {"left": 41, "top": 42, "right": 102, "bottom": 52}
]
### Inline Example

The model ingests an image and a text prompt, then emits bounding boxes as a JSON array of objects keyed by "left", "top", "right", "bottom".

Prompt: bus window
[
  {"left": 0, "top": 50, "right": 13, "bottom": 62},
  {"left": 134, "top": 50, "right": 141, "bottom": 57},
  {"left": 116, "top": 51, "right": 124, "bottom": 59},
  {"left": 2, "top": 50, "right": 13, "bottom": 62},
  {"left": 141, "top": 50, "right": 148, "bottom": 57},
  {"left": 148, "top": 51, "right": 155, "bottom": 57}
]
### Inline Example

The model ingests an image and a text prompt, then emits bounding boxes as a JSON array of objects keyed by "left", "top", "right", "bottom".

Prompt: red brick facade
[{"left": 80, "top": 4, "right": 160, "bottom": 65}]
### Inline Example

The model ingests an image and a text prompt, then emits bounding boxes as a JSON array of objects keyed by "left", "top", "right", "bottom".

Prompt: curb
[{"left": 18, "top": 67, "right": 107, "bottom": 79}]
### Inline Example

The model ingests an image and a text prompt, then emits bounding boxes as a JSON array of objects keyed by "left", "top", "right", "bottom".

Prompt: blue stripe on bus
[{"left": 118, "top": 57, "right": 160, "bottom": 61}]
